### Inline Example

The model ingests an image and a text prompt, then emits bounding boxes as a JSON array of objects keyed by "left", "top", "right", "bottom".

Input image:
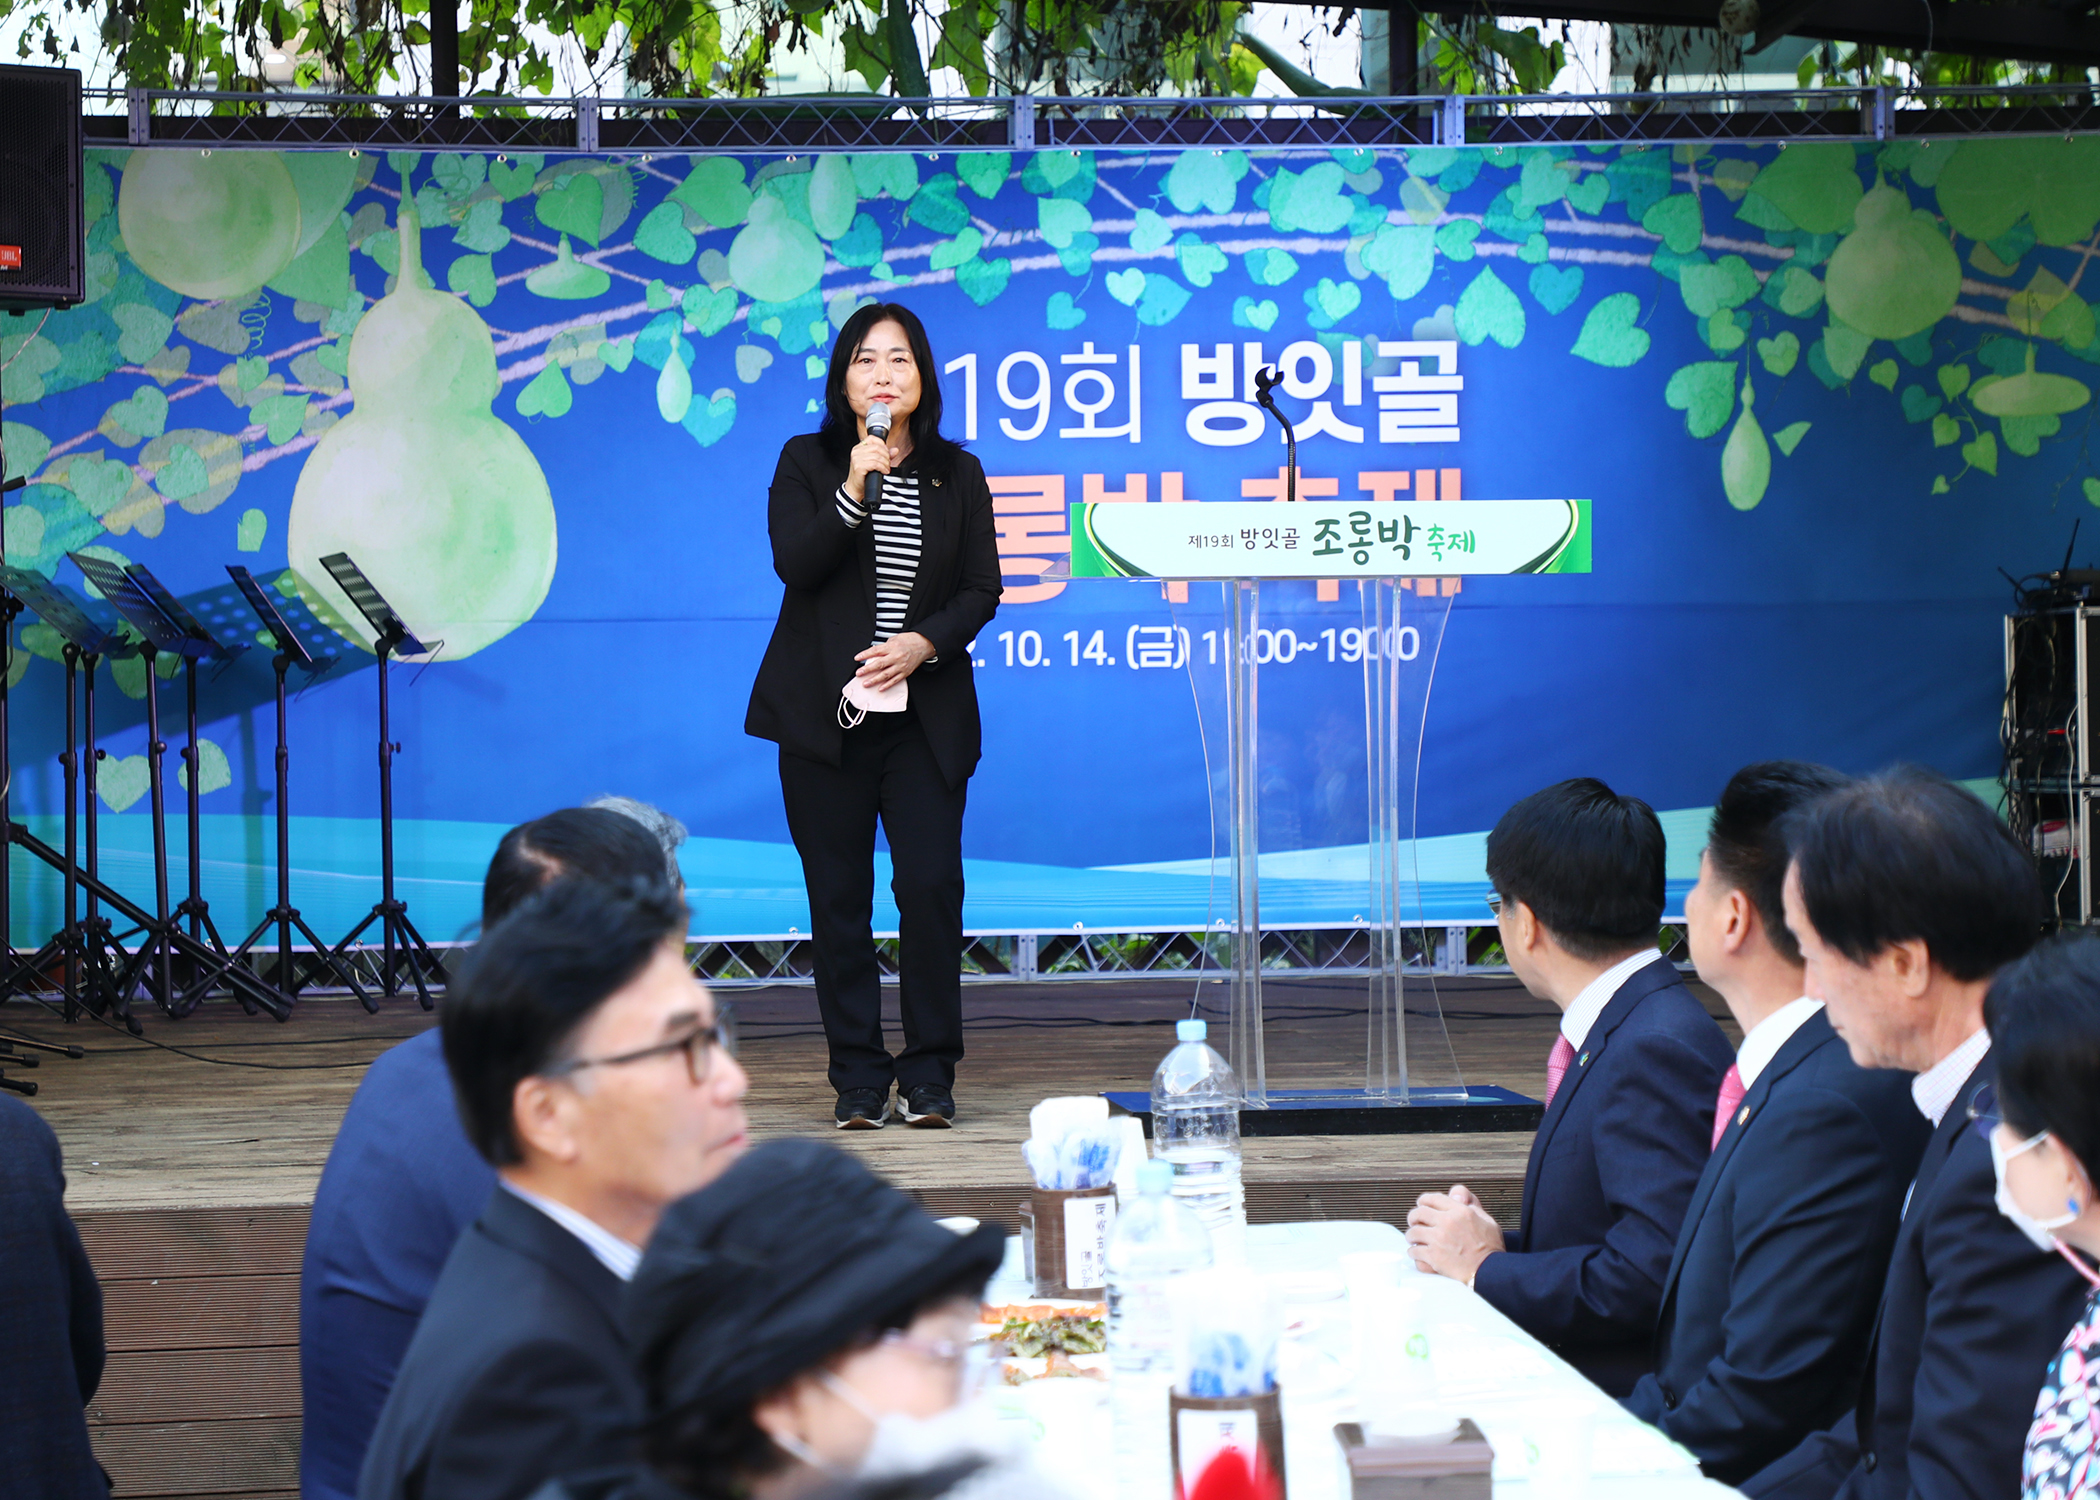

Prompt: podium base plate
[{"left": 1102, "top": 1085, "right": 1542, "bottom": 1137}]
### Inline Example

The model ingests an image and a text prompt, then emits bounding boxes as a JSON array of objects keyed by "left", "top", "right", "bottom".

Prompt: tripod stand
[
  {"left": 320, "top": 553, "right": 444, "bottom": 1009},
  {"left": 65, "top": 554, "right": 287, "bottom": 1021},
  {"left": 126, "top": 565, "right": 246, "bottom": 983},
  {"left": 0, "top": 566, "right": 140, "bottom": 1029},
  {"left": 222, "top": 565, "right": 366, "bottom": 1012}
]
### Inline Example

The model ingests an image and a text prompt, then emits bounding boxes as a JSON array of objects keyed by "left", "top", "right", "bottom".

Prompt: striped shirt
[{"left": 836, "top": 474, "right": 922, "bottom": 644}]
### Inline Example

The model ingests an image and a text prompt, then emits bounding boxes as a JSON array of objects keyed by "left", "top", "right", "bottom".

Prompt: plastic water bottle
[
  {"left": 1106, "top": 1159, "right": 1211, "bottom": 1500},
  {"left": 1150, "top": 1018, "right": 1246, "bottom": 1258},
  {"left": 1106, "top": 1159, "right": 1214, "bottom": 1380}
]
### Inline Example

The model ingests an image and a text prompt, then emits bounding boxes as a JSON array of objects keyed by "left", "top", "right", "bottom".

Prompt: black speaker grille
[{"left": 0, "top": 63, "right": 84, "bottom": 311}]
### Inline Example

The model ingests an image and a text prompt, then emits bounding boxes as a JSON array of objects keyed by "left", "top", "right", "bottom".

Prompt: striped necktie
[{"left": 1544, "top": 1035, "right": 1576, "bottom": 1106}]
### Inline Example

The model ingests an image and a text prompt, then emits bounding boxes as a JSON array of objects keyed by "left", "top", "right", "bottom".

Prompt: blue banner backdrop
[{"left": 2, "top": 138, "right": 2089, "bottom": 941}]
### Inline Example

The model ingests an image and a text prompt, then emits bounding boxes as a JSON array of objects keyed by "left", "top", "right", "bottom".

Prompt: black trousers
[{"left": 779, "top": 711, "right": 967, "bottom": 1095}]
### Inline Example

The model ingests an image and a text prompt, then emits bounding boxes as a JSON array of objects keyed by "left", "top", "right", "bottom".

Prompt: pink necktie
[
  {"left": 1712, "top": 1063, "right": 1746, "bottom": 1151},
  {"left": 1544, "top": 1035, "right": 1576, "bottom": 1106}
]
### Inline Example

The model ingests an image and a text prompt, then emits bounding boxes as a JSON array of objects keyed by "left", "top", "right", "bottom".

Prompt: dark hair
[
  {"left": 443, "top": 875, "right": 690, "bottom": 1165},
  {"left": 1788, "top": 767, "right": 2043, "bottom": 982},
  {"left": 481, "top": 806, "right": 671, "bottom": 929},
  {"left": 818, "top": 302, "right": 954, "bottom": 474},
  {"left": 641, "top": 1269, "right": 992, "bottom": 1500},
  {"left": 1485, "top": 778, "right": 1666, "bottom": 962},
  {"left": 1705, "top": 761, "right": 1852, "bottom": 966},
  {"left": 1985, "top": 934, "right": 2100, "bottom": 1184}
]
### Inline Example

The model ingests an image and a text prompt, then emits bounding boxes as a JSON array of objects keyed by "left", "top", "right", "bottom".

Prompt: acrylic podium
[{"left": 1072, "top": 494, "right": 1592, "bottom": 1135}]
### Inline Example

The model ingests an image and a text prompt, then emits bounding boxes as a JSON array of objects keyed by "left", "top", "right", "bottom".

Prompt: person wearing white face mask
[
  {"left": 585, "top": 1139, "right": 1069, "bottom": 1500},
  {"left": 1982, "top": 935, "right": 2100, "bottom": 1500}
]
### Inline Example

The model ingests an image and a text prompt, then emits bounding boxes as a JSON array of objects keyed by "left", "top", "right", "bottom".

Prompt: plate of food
[{"left": 981, "top": 1301, "right": 1109, "bottom": 1384}]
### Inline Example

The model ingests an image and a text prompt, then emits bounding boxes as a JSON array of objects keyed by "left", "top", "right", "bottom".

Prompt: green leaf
[
  {"left": 1962, "top": 430, "right": 2000, "bottom": 475},
  {"left": 1774, "top": 421, "right": 1812, "bottom": 456},
  {"left": 449, "top": 253, "right": 498, "bottom": 308},
  {"left": 633, "top": 202, "right": 696, "bottom": 265},
  {"left": 1822, "top": 320, "right": 1872, "bottom": 381},
  {"left": 1681, "top": 254, "right": 1760, "bottom": 318},
  {"left": 931, "top": 0, "right": 992, "bottom": 96},
  {"left": 517, "top": 362, "right": 573, "bottom": 418},
  {"left": 1571, "top": 293, "right": 1650, "bottom": 367},
  {"left": 1938, "top": 363, "right": 1972, "bottom": 400},
  {"left": 1665, "top": 361, "right": 1737, "bottom": 438},
  {"left": 1869, "top": 358, "right": 1899, "bottom": 391},
  {"left": 1454, "top": 267, "right": 1525, "bottom": 349},
  {"left": 1165, "top": 150, "right": 1248, "bottom": 215},
  {"left": 1642, "top": 194, "right": 1704, "bottom": 255},
  {"left": 669, "top": 158, "right": 753, "bottom": 229},
  {"left": 536, "top": 172, "right": 605, "bottom": 247},
  {"left": 956, "top": 152, "right": 1009, "bottom": 200},
  {"left": 1933, "top": 413, "right": 1961, "bottom": 447},
  {"left": 1757, "top": 332, "right": 1800, "bottom": 377},
  {"left": 1747, "top": 143, "right": 1863, "bottom": 234}
]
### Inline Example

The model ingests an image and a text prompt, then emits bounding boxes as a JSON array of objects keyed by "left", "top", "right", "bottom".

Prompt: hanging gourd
[
  {"left": 286, "top": 167, "right": 557, "bottom": 662},
  {"left": 119, "top": 149, "right": 306, "bottom": 301}
]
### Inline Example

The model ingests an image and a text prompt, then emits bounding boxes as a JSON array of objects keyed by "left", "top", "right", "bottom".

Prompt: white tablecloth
[{"left": 984, "top": 1220, "right": 1743, "bottom": 1500}]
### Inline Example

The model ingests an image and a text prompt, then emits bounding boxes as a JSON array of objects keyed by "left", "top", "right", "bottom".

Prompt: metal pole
[{"left": 1227, "top": 579, "right": 1266, "bottom": 1105}]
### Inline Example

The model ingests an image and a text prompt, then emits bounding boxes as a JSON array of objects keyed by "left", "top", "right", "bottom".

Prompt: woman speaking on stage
[{"left": 745, "top": 303, "right": 1002, "bottom": 1132}]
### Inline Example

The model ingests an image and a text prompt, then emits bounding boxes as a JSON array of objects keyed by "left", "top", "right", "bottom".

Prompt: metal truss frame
[{"left": 78, "top": 82, "right": 2100, "bottom": 153}]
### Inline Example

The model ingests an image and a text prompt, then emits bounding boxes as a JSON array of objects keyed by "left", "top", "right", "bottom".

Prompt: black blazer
[
  {"left": 1472, "top": 956, "right": 1734, "bottom": 1394},
  {"left": 1744, "top": 1062, "right": 2091, "bottom": 1500},
  {"left": 1622, "top": 1010, "right": 1931, "bottom": 1485},
  {"left": 357, "top": 1188, "right": 640, "bottom": 1500},
  {"left": 744, "top": 432, "right": 1002, "bottom": 791},
  {"left": 0, "top": 1095, "right": 107, "bottom": 1500}
]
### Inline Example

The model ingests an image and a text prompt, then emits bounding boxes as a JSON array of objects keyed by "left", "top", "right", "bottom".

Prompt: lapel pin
[
  {"left": 1738, "top": 1105, "right": 1750, "bottom": 1125},
  {"left": 1578, "top": 1052, "right": 1589, "bottom": 1067}
]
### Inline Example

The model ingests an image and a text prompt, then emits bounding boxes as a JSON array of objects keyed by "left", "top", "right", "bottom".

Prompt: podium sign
[{"left": 1072, "top": 500, "right": 1591, "bottom": 581}]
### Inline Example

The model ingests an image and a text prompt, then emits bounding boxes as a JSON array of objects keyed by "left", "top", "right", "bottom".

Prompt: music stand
[
  {"left": 124, "top": 563, "right": 253, "bottom": 1008},
  {"left": 0, "top": 566, "right": 140, "bottom": 1028},
  {"left": 67, "top": 553, "right": 287, "bottom": 1021},
  {"left": 222, "top": 566, "right": 367, "bottom": 1012},
  {"left": 319, "top": 553, "right": 443, "bottom": 1008}
]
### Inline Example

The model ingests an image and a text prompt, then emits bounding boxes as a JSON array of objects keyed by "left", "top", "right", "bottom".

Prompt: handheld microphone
[{"left": 864, "top": 401, "right": 891, "bottom": 511}]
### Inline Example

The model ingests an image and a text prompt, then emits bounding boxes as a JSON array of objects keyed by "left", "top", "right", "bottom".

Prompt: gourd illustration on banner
[
  {"left": 16, "top": 135, "right": 2100, "bottom": 623},
  {"left": 285, "top": 166, "right": 557, "bottom": 662}
]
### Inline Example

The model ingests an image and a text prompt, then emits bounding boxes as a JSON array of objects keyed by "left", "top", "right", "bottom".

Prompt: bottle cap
[
  {"left": 1137, "top": 1159, "right": 1174, "bottom": 1196},
  {"left": 1176, "top": 1018, "right": 1208, "bottom": 1043}
]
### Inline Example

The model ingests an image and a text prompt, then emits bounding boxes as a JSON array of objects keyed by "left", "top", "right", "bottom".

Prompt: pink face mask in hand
[{"left": 839, "top": 675, "right": 908, "bottom": 727}]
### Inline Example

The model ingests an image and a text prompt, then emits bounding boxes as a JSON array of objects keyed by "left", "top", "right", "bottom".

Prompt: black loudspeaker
[{"left": 0, "top": 63, "right": 84, "bottom": 311}]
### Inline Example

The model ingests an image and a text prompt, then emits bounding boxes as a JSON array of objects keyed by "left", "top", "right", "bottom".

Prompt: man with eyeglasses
[
  {"left": 1742, "top": 770, "right": 2087, "bottom": 1500},
  {"left": 358, "top": 876, "right": 749, "bottom": 1500}
]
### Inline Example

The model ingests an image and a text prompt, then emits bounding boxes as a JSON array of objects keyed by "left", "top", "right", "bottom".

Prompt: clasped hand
[
  {"left": 855, "top": 632, "right": 934, "bottom": 691},
  {"left": 844, "top": 435, "right": 898, "bottom": 506},
  {"left": 1405, "top": 1182, "right": 1504, "bottom": 1283}
]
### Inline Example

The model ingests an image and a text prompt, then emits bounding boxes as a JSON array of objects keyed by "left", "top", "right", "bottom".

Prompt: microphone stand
[{"left": 1253, "top": 366, "right": 1298, "bottom": 504}]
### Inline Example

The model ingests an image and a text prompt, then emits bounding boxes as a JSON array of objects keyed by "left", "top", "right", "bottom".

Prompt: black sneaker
[
  {"left": 835, "top": 1087, "right": 890, "bottom": 1129},
  {"left": 899, "top": 1084, "right": 955, "bottom": 1128}
]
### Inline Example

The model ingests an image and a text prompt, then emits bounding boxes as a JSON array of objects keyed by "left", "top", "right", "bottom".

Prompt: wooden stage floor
[{"left": 3, "top": 971, "right": 1734, "bottom": 1500}]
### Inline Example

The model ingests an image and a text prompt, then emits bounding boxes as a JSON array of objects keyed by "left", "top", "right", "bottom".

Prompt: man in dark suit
[
  {"left": 301, "top": 806, "right": 680, "bottom": 1500},
  {"left": 0, "top": 1092, "right": 108, "bottom": 1499},
  {"left": 358, "top": 876, "right": 750, "bottom": 1500},
  {"left": 1744, "top": 770, "right": 2089, "bottom": 1500},
  {"left": 1623, "top": 763, "right": 1931, "bottom": 1483},
  {"left": 1408, "top": 778, "right": 1733, "bottom": 1394}
]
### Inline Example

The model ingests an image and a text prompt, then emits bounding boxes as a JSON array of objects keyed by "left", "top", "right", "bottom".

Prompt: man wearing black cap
[{"left": 358, "top": 877, "right": 750, "bottom": 1500}]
